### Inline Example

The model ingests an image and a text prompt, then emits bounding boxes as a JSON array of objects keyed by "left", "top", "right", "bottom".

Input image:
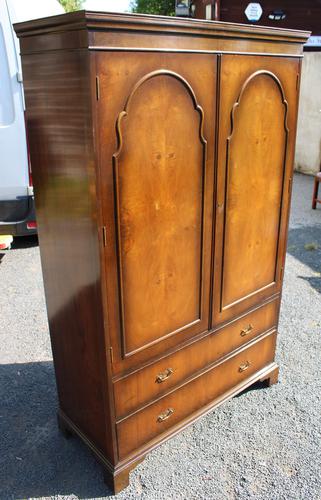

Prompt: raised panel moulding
[
  {"left": 221, "top": 70, "right": 289, "bottom": 311},
  {"left": 113, "top": 70, "right": 207, "bottom": 357}
]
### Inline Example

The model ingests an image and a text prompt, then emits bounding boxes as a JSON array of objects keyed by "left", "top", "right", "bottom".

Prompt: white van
[{"left": 0, "top": 0, "right": 64, "bottom": 236}]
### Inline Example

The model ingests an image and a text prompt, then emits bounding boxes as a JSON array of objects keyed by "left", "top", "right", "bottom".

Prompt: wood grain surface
[{"left": 14, "top": 11, "right": 309, "bottom": 493}]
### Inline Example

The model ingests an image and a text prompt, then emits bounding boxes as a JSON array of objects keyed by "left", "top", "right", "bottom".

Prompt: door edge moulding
[
  {"left": 112, "top": 69, "right": 207, "bottom": 358},
  {"left": 220, "top": 70, "right": 289, "bottom": 312}
]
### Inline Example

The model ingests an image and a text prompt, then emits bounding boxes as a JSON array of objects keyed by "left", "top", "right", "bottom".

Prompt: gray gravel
[{"left": 0, "top": 172, "right": 320, "bottom": 500}]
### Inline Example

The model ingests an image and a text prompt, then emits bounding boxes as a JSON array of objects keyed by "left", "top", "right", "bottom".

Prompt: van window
[{"left": 0, "top": 24, "right": 14, "bottom": 126}]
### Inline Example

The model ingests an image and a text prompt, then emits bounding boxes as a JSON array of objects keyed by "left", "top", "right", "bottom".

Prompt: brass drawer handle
[
  {"left": 240, "top": 324, "right": 253, "bottom": 337},
  {"left": 155, "top": 367, "right": 173, "bottom": 383},
  {"left": 157, "top": 408, "right": 174, "bottom": 423},
  {"left": 239, "top": 361, "right": 251, "bottom": 372}
]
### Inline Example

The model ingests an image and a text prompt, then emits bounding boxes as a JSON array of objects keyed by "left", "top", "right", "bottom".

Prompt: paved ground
[{"left": 0, "top": 173, "right": 320, "bottom": 500}]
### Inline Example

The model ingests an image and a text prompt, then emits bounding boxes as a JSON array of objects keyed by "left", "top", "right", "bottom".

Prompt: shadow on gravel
[
  {"left": 0, "top": 362, "right": 269, "bottom": 499},
  {"left": 235, "top": 380, "right": 270, "bottom": 398},
  {"left": 11, "top": 235, "right": 39, "bottom": 249},
  {"left": 0, "top": 362, "right": 114, "bottom": 499},
  {"left": 287, "top": 224, "right": 321, "bottom": 295}
]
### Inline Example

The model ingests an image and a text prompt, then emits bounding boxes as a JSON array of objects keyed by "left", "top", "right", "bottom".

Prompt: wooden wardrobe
[{"left": 15, "top": 11, "right": 309, "bottom": 494}]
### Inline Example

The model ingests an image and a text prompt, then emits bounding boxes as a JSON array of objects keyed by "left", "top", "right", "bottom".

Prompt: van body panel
[
  {"left": 0, "top": 0, "right": 28, "bottom": 201},
  {"left": 0, "top": 0, "right": 64, "bottom": 235}
]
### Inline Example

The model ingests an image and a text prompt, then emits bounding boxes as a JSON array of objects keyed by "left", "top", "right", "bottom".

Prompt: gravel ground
[{"left": 0, "top": 172, "right": 320, "bottom": 500}]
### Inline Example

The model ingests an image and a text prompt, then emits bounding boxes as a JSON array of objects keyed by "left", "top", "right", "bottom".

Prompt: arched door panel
[
  {"left": 212, "top": 55, "right": 300, "bottom": 326},
  {"left": 97, "top": 52, "right": 216, "bottom": 372}
]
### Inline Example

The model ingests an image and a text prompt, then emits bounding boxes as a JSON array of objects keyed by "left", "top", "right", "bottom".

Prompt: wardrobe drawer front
[
  {"left": 114, "top": 299, "right": 278, "bottom": 418},
  {"left": 117, "top": 331, "right": 276, "bottom": 459}
]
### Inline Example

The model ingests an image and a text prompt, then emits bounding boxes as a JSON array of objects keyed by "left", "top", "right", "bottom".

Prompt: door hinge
[
  {"left": 95, "top": 76, "right": 100, "bottom": 100},
  {"left": 102, "top": 226, "right": 107, "bottom": 247},
  {"left": 109, "top": 347, "right": 114, "bottom": 364},
  {"left": 296, "top": 73, "right": 300, "bottom": 91},
  {"left": 288, "top": 177, "right": 292, "bottom": 195}
]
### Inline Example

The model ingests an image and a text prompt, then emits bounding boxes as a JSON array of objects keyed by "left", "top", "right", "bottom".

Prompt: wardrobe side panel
[{"left": 21, "top": 49, "right": 112, "bottom": 458}]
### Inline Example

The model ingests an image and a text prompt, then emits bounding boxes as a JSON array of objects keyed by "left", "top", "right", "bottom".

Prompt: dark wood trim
[
  {"left": 90, "top": 53, "right": 120, "bottom": 465},
  {"left": 57, "top": 409, "right": 114, "bottom": 472},
  {"left": 277, "top": 57, "right": 303, "bottom": 300},
  {"left": 88, "top": 48, "right": 305, "bottom": 58},
  {"left": 57, "top": 409, "right": 145, "bottom": 494},
  {"left": 209, "top": 53, "right": 221, "bottom": 330},
  {"left": 18, "top": 46, "right": 306, "bottom": 57},
  {"left": 14, "top": 10, "right": 309, "bottom": 43}
]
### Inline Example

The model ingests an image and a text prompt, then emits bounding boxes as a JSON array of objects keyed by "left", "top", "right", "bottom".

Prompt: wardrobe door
[
  {"left": 96, "top": 52, "right": 216, "bottom": 373},
  {"left": 212, "top": 55, "right": 301, "bottom": 326}
]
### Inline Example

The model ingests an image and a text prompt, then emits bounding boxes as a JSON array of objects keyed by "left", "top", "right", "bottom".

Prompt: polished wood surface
[
  {"left": 114, "top": 71, "right": 207, "bottom": 357},
  {"left": 117, "top": 331, "right": 277, "bottom": 459},
  {"left": 15, "top": 10, "right": 309, "bottom": 57},
  {"left": 114, "top": 299, "right": 278, "bottom": 418},
  {"left": 96, "top": 52, "right": 216, "bottom": 371},
  {"left": 212, "top": 55, "right": 300, "bottom": 325},
  {"left": 222, "top": 71, "right": 287, "bottom": 306},
  {"left": 15, "top": 10, "right": 309, "bottom": 43},
  {"left": 20, "top": 49, "right": 114, "bottom": 460},
  {"left": 14, "top": 11, "right": 308, "bottom": 494}
]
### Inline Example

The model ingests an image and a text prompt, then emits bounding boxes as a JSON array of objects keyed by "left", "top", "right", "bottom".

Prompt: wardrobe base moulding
[{"left": 57, "top": 361, "right": 278, "bottom": 493}]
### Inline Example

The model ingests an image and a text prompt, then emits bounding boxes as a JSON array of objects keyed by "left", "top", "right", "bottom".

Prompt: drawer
[
  {"left": 117, "top": 330, "right": 276, "bottom": 459},
  {"left": 114, "top": 299, "right": 278, "bottom": 418}
]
